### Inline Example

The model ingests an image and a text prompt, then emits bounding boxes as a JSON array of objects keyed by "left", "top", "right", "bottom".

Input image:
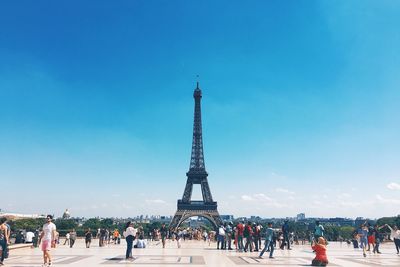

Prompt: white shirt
[
  {"left": 42, "top": 222, "right": 56, "bottom": 241},
  {"left": 388, "top": 226, "right": 400, "bottom": 239},
  {"left": 26, "top": 231, "right": 35, "bottom": 242},
  {"left": 123, "top": 226, "right": 137, "bottom": 238},
  {"left": 219, "top": 227, "right": 226, "bottom": 236}
]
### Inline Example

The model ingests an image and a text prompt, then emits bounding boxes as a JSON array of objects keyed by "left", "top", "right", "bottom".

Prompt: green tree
[
  {"left": 9, "top": 218, "right": 46, "bottom": 232},
  {"left": 100, "top": 218, "right": 114, "bottom": 229},
  {"left": 339, "top": 226, "right": 355, "bottom": 240},
  {"left": 55, "top": 219, "right": 78, "bottom": 231},
  {"left": 82, "top": 218, "right": 102, "bottom": 230}
]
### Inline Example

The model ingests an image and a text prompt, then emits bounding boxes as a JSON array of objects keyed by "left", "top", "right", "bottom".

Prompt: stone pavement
[{"left": 3, "top": 239, "right": 400, "bottom": 266}]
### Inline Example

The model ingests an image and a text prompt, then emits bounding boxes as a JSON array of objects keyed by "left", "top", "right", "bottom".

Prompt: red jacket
[
  {"left": 312, "top": 244, "right": 328, "bottom": 263},
  {"left": 237, "top": 224, "right": 244, "bottom": 236}
]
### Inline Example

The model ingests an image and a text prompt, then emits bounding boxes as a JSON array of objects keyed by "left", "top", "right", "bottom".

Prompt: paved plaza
[{"left": 5, "top": 239, "right": 400, "bottom": 266}]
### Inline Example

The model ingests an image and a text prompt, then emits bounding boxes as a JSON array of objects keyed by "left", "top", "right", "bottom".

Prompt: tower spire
[{"left": 189, "top": 80, "right": 205, "bottom": 172}]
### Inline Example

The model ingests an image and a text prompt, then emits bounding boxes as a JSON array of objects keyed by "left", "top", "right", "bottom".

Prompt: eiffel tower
[{"left": 169, "top": 82, "right": 222, "bottom": 230}]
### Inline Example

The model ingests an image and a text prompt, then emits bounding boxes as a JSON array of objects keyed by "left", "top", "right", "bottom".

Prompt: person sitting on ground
[
  {"left": 134, "top": 235, "right": 146, "bottom": 248},
  {"left": 311, "top": 237, "right": 328, "bottom": 266}
]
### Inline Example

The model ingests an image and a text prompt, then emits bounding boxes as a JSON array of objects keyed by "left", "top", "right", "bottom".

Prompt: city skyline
[{"left": 1, "top": 1, "right": 400, "bottom": 219}]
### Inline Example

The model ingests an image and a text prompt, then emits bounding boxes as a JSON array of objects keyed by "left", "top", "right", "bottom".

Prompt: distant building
[
  {"left": 62, "top": 209, "right": 71, "bottom": 219},
  {"left": 250, "top": 216, "right": 263, "bottom": 222},
  {"left": 296, "top": 213, "right": 306, "bottom": 221},
  {"left": 221, "top": 215, "right": 234, "bottom": 222}
]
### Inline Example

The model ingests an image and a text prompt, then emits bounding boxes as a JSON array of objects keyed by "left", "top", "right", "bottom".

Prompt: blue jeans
[
  {"left": 125, "top": 235, "right": 134, "bottom": 259},
  {"left": 0, "top": 238, "right": 6, "bottom": 262},
  {"left": 237, "top": 235, "right": 244, "bottom": 251},
  {"left": 260, "top": 240, "right": 274, "bottom": 258}
]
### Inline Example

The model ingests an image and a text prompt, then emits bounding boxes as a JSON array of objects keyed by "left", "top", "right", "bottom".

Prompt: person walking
[
  {"left": 160, "top": 224, "right": 168, "bottom": 248},
  {"left": 281, "top": 220, "right": 291, "bottom": 250},
  {"left": 85, "top": 228, "right": 92, "bottom": 248},
  {"left": 358, "top": 223, "right": 369, "bottom": 257},
  {"left": 385, "top": 224, "right": 400, "bottom": 254},
  {"left": 69, "top": 229, "right": 77, "bottom": 248},
  {"left": 2, "top": 219, "right": 10, "bottom": 263},
  {"left": 259, "top": 222, "right": 275, "bottom": 259},
  {"left": 123, "top": 222, "right": 137, "bottom": 260},
  {"left": 176, "top": 229, "right": 182, "bottom": 248},
  {"left": 225, "top": 222, "right": 233, "bottom": 250},
  {"left": 244, "top": 221, "right": 253, "bottom": 252},
  {"left": 63, "top": 232, "right": 70, "bottom": 246},
  {"left": 372, "top": 224, "right": 385, "bottom": 254},
  {"left": 253, "top": 223, "right": 261, "bottom": 252},
  {"left": 236, "top": 221, "right": 245, "bottom": 252},
  {"left": 0, "top": 217, "right": 10, "bottom": 266},
  {"left": 39, "top": 215, "right": 57, "bottom": 267},
  {"left": 217, "top": 224, "right": 225, "bottom": 250}
]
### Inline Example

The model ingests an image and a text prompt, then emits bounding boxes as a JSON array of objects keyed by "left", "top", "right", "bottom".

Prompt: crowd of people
[{"left": 1, "top": 216, "right": 400, "bottom": 267}]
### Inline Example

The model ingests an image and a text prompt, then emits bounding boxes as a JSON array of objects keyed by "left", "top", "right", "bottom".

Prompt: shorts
[
  {"left": 41, "top": 240, "right": 51, "bottom": 251},
  {"left": 360, "top": 238, "right": 367, "bottom": 248},
  {"left": 368, "top": 236, "right": 375, "bottom": 244}
]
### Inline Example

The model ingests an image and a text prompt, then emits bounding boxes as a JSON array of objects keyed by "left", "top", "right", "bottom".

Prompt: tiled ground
[{"left": 4, "top": 239, "right": 400, "bottom": 266}]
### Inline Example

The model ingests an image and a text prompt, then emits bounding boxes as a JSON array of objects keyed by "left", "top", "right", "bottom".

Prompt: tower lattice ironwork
[{"left": 169, "top": 82, "right": 222, "bottom": 230}]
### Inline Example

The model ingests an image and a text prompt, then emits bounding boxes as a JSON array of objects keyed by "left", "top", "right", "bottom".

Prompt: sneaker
[
  {"left": 269, "top": 256, "right": 274, "bottom": 259},
  {"left": 363, "top": 253, "right": 366, "bottom": 257}
]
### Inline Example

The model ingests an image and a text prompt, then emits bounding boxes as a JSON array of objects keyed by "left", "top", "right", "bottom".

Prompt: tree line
[{"left": 7, "top": 216, "right": 400, "bottom": 240}]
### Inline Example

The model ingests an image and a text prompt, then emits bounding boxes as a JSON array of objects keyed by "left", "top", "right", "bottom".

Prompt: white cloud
[
  {"left": 338, "top": 201, "right": 361, "bottom": 208},
  {"left": 387, "top": 182, "right": 400, "bottom": 190},
  {"left": 376, "top": 194, "right": 400, "bottom": 205},
  {"left": 275, "top": 188, "right": 295, "bottom": 194},
  {"left": 313, "top": 200, "right": 323, "bottom": 206},
  {"left": 241, "top": 195, "right": 254, "bottom": 201},
  {"left": 241, "top": 193, "right": 287, "bottom": 208},
  {"left": 337, "top": 193, "right": 351, "bottom": 200},
  {"left": 145, "top": 199, "right": 167, "bottom": 204}
]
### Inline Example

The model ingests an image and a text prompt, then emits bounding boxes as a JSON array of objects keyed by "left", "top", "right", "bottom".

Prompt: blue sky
[{"left": 1, "top": 0, "right": 400, "bottom": 218}]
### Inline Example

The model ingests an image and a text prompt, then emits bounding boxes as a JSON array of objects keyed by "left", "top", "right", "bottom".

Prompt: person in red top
[
  {"left": 311, "top": 237, "right": 328, "bottom": 266},
  {"left": 236, "top": 222, "right": 244, "bottom": 252},
  {"left": 244, "top": 222, "right": 254, "bottom": 252}
]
